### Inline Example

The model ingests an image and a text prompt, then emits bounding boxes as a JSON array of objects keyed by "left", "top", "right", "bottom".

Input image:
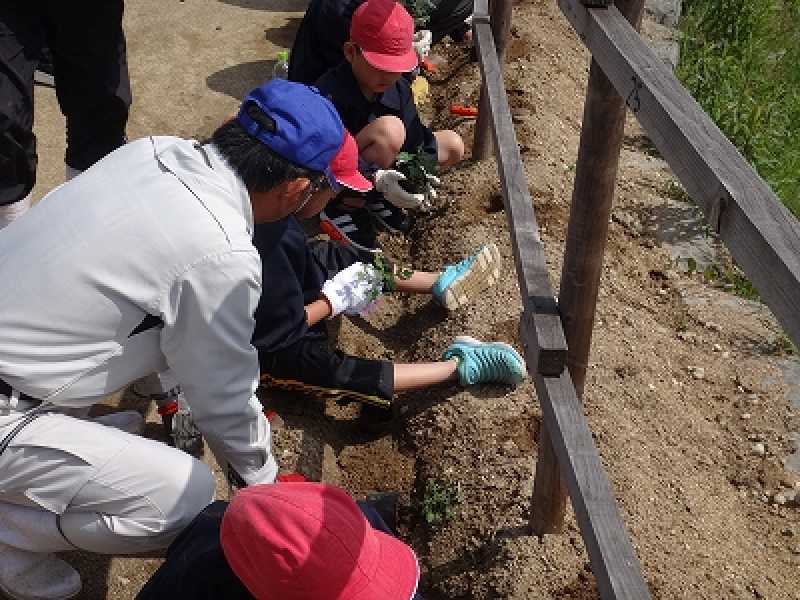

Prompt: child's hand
[
  {"left": 321, "top": 263, "right": 384, "bottom": 318},
  {"left": 373, "top": 169, "right": 426, "bottom": 209}
]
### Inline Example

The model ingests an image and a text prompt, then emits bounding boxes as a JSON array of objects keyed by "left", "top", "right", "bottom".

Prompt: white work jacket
[{"left": 0, "top": 136, "right": 276, "bottom": 485}]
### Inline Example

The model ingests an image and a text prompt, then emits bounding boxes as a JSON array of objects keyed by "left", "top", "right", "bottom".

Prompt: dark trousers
[
  {"left": 260, "top": 336, "right": 395, "bottom": 400},
  {"left": 0, "top": 0, "right": 130, "bottom": 205},
  {"left": 429, "top": 0, "right": 474, "bottom": 43}
]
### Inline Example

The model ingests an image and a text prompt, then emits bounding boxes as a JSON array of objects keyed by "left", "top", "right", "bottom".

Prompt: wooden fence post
[
  {"left": 472, "top": 0, "right": 513, "bottom": 160},
  {"left": 531, "top": 0, "right": 646, "bottom": 535}
]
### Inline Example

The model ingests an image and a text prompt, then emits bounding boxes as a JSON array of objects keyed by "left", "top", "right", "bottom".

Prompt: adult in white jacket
[{"left": 0, "top": 79, "right": 353, "bottom": 600}]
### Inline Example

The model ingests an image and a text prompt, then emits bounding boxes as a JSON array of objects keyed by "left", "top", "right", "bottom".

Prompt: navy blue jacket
[
  {"left": 136, "top": 501, "right": 251, "bottom": 600},
  {"left": 250, "top": 218, "right": 327, "bottom": 360},
  {"left": 315, "top": 61, "right": 437, "bottom": 160}
]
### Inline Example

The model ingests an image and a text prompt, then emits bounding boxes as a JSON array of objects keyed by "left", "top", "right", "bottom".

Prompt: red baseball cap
[
  {"left": 326, "top": 131, "right": 372, "bottom": 193},
  {"left": 220, "top": 483, "right": 419, "bottom": 600},
  {"left": 350, "top": 0, "right": 418, "bottom": 73}
]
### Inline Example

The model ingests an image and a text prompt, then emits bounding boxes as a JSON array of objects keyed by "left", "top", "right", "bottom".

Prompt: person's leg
[
  {"left": 393, "top": 244, "right": 502, "bottom": 311},
  {"left": 427, "top": 0, "right": 474, "bottom": 44},
  {"left": 260, "top": 338, "right": 394, "bottom": 403},
  {"left": 393, "top": 360, "right": 458, "bottom": 392},
  {"left": 307, "top": 237, "right": 375, "bottom": 281},
  {"left": 44, "top": 0, "right": 130, "bottom": 175},
  {"left": 356, "top": 115, "right": 406, "bottom": 170},
  {"left": 0, "top": 412, "right": 214, "bottom": 598},
  {"left": 393, "top": 270, "right": 439, "bottom": 294},
  {"left": 433, "top": 129, "right": 465, "bottom": 167},
  {"left": 131, "top": 370, "right": 203, "bottom": 454},
  {"left": 0, "top": 4, "right": 42, "bottom": 226},
  {"left": 0, "top": 413, "right": 214, "bottom": 554}
]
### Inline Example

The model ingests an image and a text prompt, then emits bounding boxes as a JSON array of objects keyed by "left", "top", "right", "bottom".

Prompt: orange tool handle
[
  {"left": 450, "top": 104, "right": 478, "bottom": 117},
  {"left": 420, "top": 58, "right": 436, "bottom": 72}
]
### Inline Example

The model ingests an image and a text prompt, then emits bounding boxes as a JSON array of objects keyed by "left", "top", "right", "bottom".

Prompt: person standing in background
[{"left": 0, "top": 1, "right": 131, "bottom": 229}]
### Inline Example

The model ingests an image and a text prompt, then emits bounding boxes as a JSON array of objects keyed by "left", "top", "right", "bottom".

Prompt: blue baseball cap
[{"left": 236, "top": 79, "right": 345, "bottom": 182}]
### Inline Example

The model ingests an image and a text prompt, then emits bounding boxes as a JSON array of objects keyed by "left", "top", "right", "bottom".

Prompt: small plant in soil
[
  {"left": 702, "top": 262, "right": 759, "bottom": 301},
  {"left": 357, "top": 253, "right": 413, "bottom": 303},
  {"left": 400, "top": 0, "right": 436, "bottom": 28},
  {"left": 421, "top": 478, "right": 459, "bottom": 526},
  {"left": 395, "top": 147, "right": 437, "bottom": 196}
]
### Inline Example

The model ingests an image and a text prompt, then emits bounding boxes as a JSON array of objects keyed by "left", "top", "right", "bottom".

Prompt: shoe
[
  {"left": 442, "top": 335, "right": 526, "bottom": 385},
  {"left": 432, "top": 243, "right": 501, "bottom": 310},
  {"left": 357, "top": 402, "right": 395, "bottom": 433},
  {"left": 129, "top": 375, "right": 165, "bottom": 398},
  {"left": 0, "top": 543, "right": 81, "bottom": 600},
  {"left": 365, "top": 193, "right": 414, "bottom": 234},
  {"left": 320, "top": 201, "right": 380, "bottom": 254},
  {"left": 93, "top": 410, "right": 145, "bottom": 435},
  {"left": 171, "top": 393, "right": 204, "bottom": 456}
]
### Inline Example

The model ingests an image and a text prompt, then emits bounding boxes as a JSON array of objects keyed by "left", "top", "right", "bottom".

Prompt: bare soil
[{"left": 27, "top": 0, "right": 800, "bottom": 598}]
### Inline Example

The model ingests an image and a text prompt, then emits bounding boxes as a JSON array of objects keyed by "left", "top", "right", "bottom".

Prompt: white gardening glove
[
  {"left": 412, "top": 29, "right": 432, "bottom": 61},
  {"left": 321, "top": 262, "right": 384, "bottom": 317},
  {"left": 373, "top": 169, "right": 425, "bottom": 210},
  {"left": 417, "top": 173, "right": 442, "bottom": 212}
]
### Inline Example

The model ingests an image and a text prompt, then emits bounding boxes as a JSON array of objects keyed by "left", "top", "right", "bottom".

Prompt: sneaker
[
  {"left": 365, "top": 194, "right": 414, "bottom": 234},
  {"left": 0, "top": 543, "right": 81, "bottom": 600},
  {"left": 320, "top": 201, "right": 380, "bottom": 254},
  {"left": 432, "top": 243, "right": 501, "bottom": 310},
  {"left": 171, "top": 393, "right": 204, "bottom": 456},
  {"left": 442, "top": 335, "right": 526, "bottom": 385}
]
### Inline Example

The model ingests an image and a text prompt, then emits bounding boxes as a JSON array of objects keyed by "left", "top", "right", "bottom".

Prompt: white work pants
[{"left": 0, "top": 411, "right": 215, "bottom": 555}]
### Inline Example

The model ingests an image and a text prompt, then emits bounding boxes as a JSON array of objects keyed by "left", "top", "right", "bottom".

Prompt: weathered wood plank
[
  {"left": 534, "top": 369, "right": 652, "bottom": 600},
  {"left": 531, "top": 420, "right": 568, "bottom": 533},
  {"left": 474, "top": 23, "right": 567, "bottom": 375},
  {"left": 559, "top": 0, "right": 800, "bottom": 348},
  {"left": 473, "top": 0, "right": 514, "bottom": 159}
]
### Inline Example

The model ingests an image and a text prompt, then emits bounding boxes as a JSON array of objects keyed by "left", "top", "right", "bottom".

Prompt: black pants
[
  {"left": 429, "top": 0, "right": 474, "bottom": 43},
  {"left": 260, "top": 336, "right": 395, "bottom": 400},
  {"left": 0, "top": 1, "right": 130, "bottom": 205},
  {"left": 259, "top": 237, "right": 394, "bottom": 400}
]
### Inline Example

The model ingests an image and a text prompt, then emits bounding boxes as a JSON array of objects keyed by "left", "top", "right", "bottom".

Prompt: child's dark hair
[{"left": 204, "top": 120, "right": 319, "bottom": 192}]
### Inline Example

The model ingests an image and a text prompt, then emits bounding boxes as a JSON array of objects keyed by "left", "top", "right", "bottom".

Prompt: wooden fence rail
[{"left": 471, "top": 3, "right": 651, "bottom": 598}]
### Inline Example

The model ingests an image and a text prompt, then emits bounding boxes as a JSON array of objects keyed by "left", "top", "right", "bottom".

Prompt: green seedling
[
  {"left": 422, "top": 478, "right": 459, "bottom": 526},
  {"left": 401, "top": 0, "right": 436, "bottom": 28},
  {"left": 356, "top": 254, "right": 413, "bottom": 304},
  {"left": 395, "top": 147, "right": 438, "bottom": 196}
]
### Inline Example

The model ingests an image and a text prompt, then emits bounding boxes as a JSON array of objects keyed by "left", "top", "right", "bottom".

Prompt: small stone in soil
[{"left": 752, "top": 442, "right": 766, "bottom": 456}]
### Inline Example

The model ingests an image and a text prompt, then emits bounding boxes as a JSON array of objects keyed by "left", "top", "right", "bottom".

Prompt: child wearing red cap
[
  {"left": 315, "top": 0, "right": 465, "bottom": 253},
  {"left": 136, "top": 483, "right": 424, "bottom": 600},
  {"left": 288, "top": 0, "right": 474, "bottom": 86}
]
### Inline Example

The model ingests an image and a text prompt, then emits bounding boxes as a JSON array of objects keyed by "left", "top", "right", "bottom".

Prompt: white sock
[
  {"left": 0, "top": 194, "right": 32, "bottom": 230},
  {"left": 65, "top": 165, "right": 82, "bottom": 181}
]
